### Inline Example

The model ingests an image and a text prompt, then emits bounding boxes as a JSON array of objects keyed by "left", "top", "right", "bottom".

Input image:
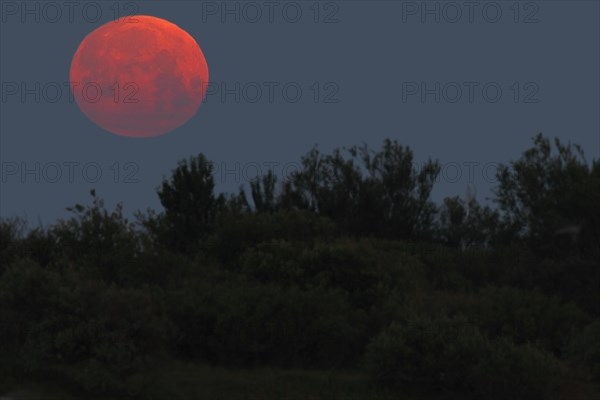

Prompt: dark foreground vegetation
[{"left": 1, "top": 134, "right": 599, "bottom": 399}]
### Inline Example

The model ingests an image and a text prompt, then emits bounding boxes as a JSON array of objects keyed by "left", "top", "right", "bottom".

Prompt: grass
[
  {"left": 0, "top": 361, "right": 456, "bottom": 400},
  {"left": 3, "top": 361, "right": 597, "bottom": 400}
]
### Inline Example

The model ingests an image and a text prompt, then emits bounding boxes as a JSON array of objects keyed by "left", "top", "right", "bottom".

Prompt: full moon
[{"left": 70, "top": 15, "right": 209, "bottom": 138}]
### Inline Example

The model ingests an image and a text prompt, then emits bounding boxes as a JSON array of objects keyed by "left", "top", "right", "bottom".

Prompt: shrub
[
  {"left": 238, "top": 239, "right": 304, "bottom": 286},
  {"left": 0, "top": 258, "right": 59, "bottom": 364},
  {"left": 166, "top": 275, "right": 364, "bottom": 368},
  {"left": 466, "top": 286, "right": 591, "bottom": 356},
  {"left": 533, "top": 257, "right": 600, "bottom": 316},
  {"left": 205, "top": 210, "right": 336, "bottom": 266},
  {"left": 365, "top": 313, "right": 566, "bottom": 399},
  {"left": 564, "top": 320, "right": 600, "bottom": 381},
  {"left": 50, "top": 191, "right": 141, "bottom": 285},
  {"left": 0, "top": 217, "right": 27, "bottom": 273},
  {"left": 365, "top": 314, "right": 488, "bottom": 387},
  {"left": 240, "top": 239, "right": 382, "bottom": 303},
  {"left": 0, "top": 259, "right": 170, "bottom": 395}
]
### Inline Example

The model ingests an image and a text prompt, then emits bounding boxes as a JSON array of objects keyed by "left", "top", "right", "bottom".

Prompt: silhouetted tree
[
  {"left": 355, "top": 139, "right": 440, "bottom": 240},
  {"left": 494, "top": 133, "right": 600, "bottom": 258},
  {"left": 1, "top": 136, "right": 599, "bottom": 398},
  {"left": 157, "top": 154, "right": 225, "bottom": 252},
  {"left": 51, "top": 189, "right": 140, "bottom": 283},
  {"left": 279, "top": 140, "right": 441, "bottom": 240},
  {"left": 438, "top": 194, "right": 500, "bottom": 249},
  {"left": 250, "top": 170, "right": 278, "bottom": 213},
  {"left": 0, "top": 216, "right": 26, "bottom": 271}
]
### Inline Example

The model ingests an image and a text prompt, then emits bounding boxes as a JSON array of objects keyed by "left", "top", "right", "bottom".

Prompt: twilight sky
[{"left": 1, "top": 0, "right": 598, "bottom": 225}]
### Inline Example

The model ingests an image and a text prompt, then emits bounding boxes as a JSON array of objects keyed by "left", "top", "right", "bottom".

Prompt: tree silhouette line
[{"left": 0, "top": 133, "right": 598, "bottom": 399}]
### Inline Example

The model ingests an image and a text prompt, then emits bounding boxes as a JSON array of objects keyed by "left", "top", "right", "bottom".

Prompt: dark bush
[
  {"left": 365, "top": 313, "right": 566, "bottom": 399},
  {"left": 0, "top": 217, "right": 27, "bottom": 272},
  {"left": 465, "top": 286, "right": 591, "bottom": 356},
  {"left": 564, "top": 320, "right": 600, "bottom": 381},
  {"left": 166, "top": 273, "right": 364, "bottom": 368},
  {"left": 50, "top": 191, "right": 140, "bottom": 285},
  {"left": 0, "top": 259, "right": 170, "bottom": 395},
  {"left": 2, "top": 135, "right": 599, "bottom": 398},
  {"left": 204, "top": 210, "right": 336, "bottom": 266}
]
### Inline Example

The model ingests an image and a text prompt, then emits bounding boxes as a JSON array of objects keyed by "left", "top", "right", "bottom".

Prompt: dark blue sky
[{"left": 1, "top": 0, "right": 599, "bottom": 225}]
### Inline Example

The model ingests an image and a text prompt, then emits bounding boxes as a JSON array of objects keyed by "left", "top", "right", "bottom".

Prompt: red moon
[{"left": 70, "top": 15, "right": 209, "bottom": 138}]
